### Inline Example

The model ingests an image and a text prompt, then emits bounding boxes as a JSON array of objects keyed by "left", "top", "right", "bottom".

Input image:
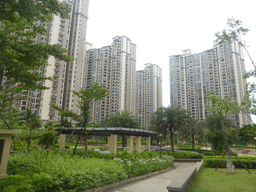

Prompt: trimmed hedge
[
  {"left": 162, "top": 151, "right": 203, "bottom": 159},
  {"left": 203, "top": 156, "right": 256, "bottom": 169},
  {"left": 203, "top": 151, "right": 238, "bottom": 156}
]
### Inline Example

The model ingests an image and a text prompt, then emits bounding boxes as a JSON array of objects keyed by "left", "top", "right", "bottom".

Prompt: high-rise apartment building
[
  {"left": 136, "top": 63, "right": 162, "bottom": 128},
  {"left": 84, "top": 36, "right": 137, "bottom": 123},
  {"left": 14, "top": 0, "right": 89, "bottom": 123},
  {"left": 169, "top": 40, "right": 250, "bottom": 127}
]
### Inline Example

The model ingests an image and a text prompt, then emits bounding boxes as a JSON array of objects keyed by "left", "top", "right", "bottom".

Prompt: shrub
[
  {"left": 203, "top": 151, "right": 238, "bottom": 156},
  {"left": 203, "top": 156, "right": 256, "bottom": 169},
  {"left": 1, "top": 151, "right": 128, "bottom": 191},
  {"left": 162, "top": 151, "right": 203, "bottom": 159}
]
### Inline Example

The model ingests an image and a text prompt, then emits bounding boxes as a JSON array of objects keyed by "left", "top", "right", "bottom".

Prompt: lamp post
[{"left": 159, "top": 133, "right": 163, "bottom": 159}]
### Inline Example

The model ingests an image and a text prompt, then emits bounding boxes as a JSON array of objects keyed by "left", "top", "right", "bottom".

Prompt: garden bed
[{"left": 0, "top": 150, "right": 174, "bottom": 192}]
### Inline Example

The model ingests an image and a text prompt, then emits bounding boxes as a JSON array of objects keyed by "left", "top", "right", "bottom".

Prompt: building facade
[
  {"left": 169, "top": 40, "right": 250, "bottom": 127},
  {"left": 14, "top": 0, "right": 89, "bottom": 123},
  {"left": 136, "top": 63, "right": 162, "bottom": 128},
  {"left": 84, "top": 36, "right": 137, "bottom": 123}
]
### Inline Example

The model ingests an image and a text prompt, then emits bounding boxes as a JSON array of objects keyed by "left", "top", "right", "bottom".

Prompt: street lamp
[{"left": 159, "top": 133, "right": 163, "bottom": 159}]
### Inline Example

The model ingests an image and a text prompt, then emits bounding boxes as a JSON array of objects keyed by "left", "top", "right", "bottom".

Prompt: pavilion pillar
[
  {"left": 135, "top": 136, "right": 142, "bottom": 153},
  {"left": 59, "top": 134, "right": 66, "bottom": 151},
  {"left": 108, "top": 135, "right": 117, "bottom": 154},
  {"left": 0, "top": 130, "right": 22, "bottom": 179},
  {"left": 124, "top": 136, "right": 134, "bottom": 153},
  {"left": 146, "top": 137, "right": 151, "bottom": 152}
]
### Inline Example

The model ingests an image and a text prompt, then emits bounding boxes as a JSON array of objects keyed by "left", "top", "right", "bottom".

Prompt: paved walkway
[{"left": 109, "top": 162, "right": 196, "bottom": 192}]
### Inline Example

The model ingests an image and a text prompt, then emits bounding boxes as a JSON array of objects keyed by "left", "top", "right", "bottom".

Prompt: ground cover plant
[
  {"left": 204, "top": 156, "right": 256, "bottom": 169},
  {"left": 190, "top": 168, "right": 256, "bottom": 192},
  {"left": 0, "top": 150, "right": 174, "bottom": 191}
]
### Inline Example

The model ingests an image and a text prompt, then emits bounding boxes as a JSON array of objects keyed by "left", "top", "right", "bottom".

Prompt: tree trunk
[
  {"left": 27, "top": 127, "right": 32, "bottom": 153},
  {"left": 221, "top": 119, "right": 234, "bottom": 174},
  {"left": 170, "top": 128, "right": 174, "bottom": 152},
  {"left": 73, "top": 133, "right": 81, "bottom": 155},
  {"left": 84, "top": 128, "right": 88, "bottom": 157},
  {"left": 122, "top": 136, "right": 126, "bottom": 147},
  {"left": 192, "top": 131, "right": 195, "bottom": 150}
]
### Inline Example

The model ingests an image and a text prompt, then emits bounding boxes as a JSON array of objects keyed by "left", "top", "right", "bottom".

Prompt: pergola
[{"left": 56, "top": 127, "right": 158, "bottom": 154}]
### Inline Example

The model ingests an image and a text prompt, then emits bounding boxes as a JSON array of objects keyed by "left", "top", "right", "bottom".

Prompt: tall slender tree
[
  {"left": 20, "top": 109, "right": 42, "bottom": 153},
  {"left": 50, "top": 82, "right": 108, "bottom": 157},
  {"left": 206, "top": 93, "right": 243, "bottom": 173}
]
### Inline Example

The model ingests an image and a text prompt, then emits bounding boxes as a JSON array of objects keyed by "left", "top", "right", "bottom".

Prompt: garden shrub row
[
  {"left": 1, "top": 150, "right": 174, "bottom": 192},
  {"left": 174, "top": 145, "right": 201, "bottom": 150},
  {"left": 203, "top": 156, "right": 256, "bottom": 169},
  {"left": 203, "top": 151, "right": 238, "bottom": 156},
  {"left": 162, "top": 151, "right": 203, "bottom": 159},
  {"left": 232, "top": 145, "right": 256, "bottom": 149}
]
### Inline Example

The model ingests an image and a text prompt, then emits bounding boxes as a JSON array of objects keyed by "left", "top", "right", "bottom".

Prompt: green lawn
[{"left": 190, "top": 168, "right": 256, "bottom": 192}]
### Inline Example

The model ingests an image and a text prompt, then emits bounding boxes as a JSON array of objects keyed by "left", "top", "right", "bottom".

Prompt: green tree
[
  {"left": 150, "top": 105, "right": 192, "bottom": 152},
  {"left": 101, "top": 110, "right": 140, "bottom": 147},
  {"left": 203, "top": 114, "right": 238, "bottom": 153},
  {"left": 50, "top": 82, "right": 108, "bottom": 157},
  {"left": 101, "top": 110, "right": 140, "bottom": 128},
  {"left": 206, "top": 93, "right": 243, "bottom": 173},
  {"left": 0, "top": 0, "right": 72, "bottom": 120},
  {"left": 238, "top": 124, "right": 256, "bottom": 146},
  {"left": 215, "top": 17, "right": 255, "bottom": 121},
  {"left": 20, "top": 108, "right": 42, "bottom": 153}
]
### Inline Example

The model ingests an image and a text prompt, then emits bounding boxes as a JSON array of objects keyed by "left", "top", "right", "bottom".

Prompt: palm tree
[
  {"left": 101, "top": 110, "right": 140, "bottom": 147},
  {"left": 150, "top": 105, "right": 192, "bottom": 152}
]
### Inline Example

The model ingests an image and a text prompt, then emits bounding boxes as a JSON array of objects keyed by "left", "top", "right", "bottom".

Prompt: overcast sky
[{"left": 86, "top": 0, "right": 256, "bottom": 107}]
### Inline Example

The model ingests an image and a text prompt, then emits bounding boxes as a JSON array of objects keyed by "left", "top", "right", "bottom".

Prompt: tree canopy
[
  {"left": 0, "top": 0, "right": 72, "bottom": 119},
  {"left": 150, "top": 105, "right": 192, "bottom": 151},
  {"left": 101, "top": 110, "right": 140, "bottom": 128},
  {"left": 50, "top": 82, "right": 109, "bottom": 156}
]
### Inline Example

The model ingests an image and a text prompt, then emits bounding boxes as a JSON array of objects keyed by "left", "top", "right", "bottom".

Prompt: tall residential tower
[
  {"left": 14, "top": 0, "right": 89, "bottom": 123},
  {"left": 136, "top": 63, "right": 162, "bottom": 128},
  {"left": 84, "top": 36, "right": 137, "bottom": 123},
  {"left": 169, "top": 40, "right": 250, "bottom": 126}
]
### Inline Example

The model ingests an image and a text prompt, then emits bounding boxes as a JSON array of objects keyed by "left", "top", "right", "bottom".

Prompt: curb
[
  {"left": 174, "top": 159, "right": 203, "bottom": 162},
  {"left": 82, "top": 166, "right": 177, "bottom": 192}
]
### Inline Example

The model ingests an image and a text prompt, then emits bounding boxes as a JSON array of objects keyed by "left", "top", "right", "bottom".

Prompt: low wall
[{"left": 166, "top": 160, "right": 203, "bottom": 192}]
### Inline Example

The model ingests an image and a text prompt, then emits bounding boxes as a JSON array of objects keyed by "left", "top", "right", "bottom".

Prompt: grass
[{"left": 190, "top": 168, "right": 256, "bottom": 192}]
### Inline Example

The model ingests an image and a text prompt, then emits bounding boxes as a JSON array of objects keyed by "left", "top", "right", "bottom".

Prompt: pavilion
[{"left": 56, "top": 127, "right": 158, "bottom": 154}]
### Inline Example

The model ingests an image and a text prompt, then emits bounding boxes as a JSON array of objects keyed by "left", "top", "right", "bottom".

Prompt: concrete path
[{"left": 109, "top": 162, "right": 196, "bottom": 192}]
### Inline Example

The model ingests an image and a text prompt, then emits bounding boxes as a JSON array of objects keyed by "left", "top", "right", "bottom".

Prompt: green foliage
[
  {"left": 38, "top": 131, "right": 57, "bottom": 149},
  {"left": 50, "top": 82, "right": 108, "bottom": 156},
  {"left": 150, "top": 105, "right": 192, "bottom": 151},
  {"left": 174, "top": 145, "right": 201, "bottom": 150},
  {"left": 1, "top": 151, "right": 128, "bottom": 191},
  {"left": 238, "top": 124, "right": 256, "bottom": 145},
  {"left": 162, "top": 151, "right": 203, "bottom": 159},
  {"left": 215, "top": 17, "right": 249, "bottom": 45},
  {"left": 60, "top": 117, "right": 72, "bottom": 128},
  {"left": 1, "top": 150, "right": 175, "bottom": 191},
  {"left": 203, "top": 151, "right": 238, "bottom": 156},
  {"left": 204, "top": 156, "right": 256, "bottom": 169},
  {"left": 101, "top": 110, "right": 140, "bottom": 128},
  {"left": 0, "top": 0, "right": 73, "bottom": 119},
  {"left": 206, "top": 93, "right": 243, "bottom": 118},
  {"left": 215, "top": 17, "right": 255, "bottom": 120}
]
